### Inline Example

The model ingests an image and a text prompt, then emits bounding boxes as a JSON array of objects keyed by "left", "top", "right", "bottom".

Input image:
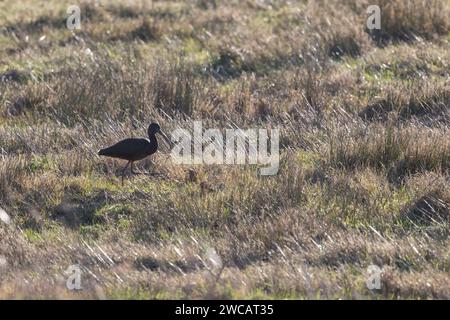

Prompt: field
[{"left": 0, "top": 0, "right": 449, "bottom": 299}]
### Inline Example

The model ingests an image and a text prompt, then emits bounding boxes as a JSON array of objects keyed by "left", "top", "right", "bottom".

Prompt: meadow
[{"left": 0, "top": 0, "right": 449, "bottom": 299}]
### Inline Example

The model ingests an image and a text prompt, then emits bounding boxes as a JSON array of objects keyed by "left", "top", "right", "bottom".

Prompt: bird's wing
[{"left": 99, "top": 138, "right": 149, "bottom": 159}]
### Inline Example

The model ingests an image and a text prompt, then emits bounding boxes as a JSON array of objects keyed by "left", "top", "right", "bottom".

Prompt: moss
[
  {"left": 295, "top": 150, "right": 321, "bottom": 170},
  {"left": 181, "top": 38, "right": 211, "bottom": 65},
  {"left": 22, "top": 228, "right": 43, "bottom": 244},
  {"left": 79, "top": 224, "right": 105, "bottom": 239},
  {"left": 27, "top": 156, "right": 53, "bottom": 173}
]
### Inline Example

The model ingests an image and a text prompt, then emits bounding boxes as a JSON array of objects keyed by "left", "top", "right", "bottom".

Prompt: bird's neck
[{"left": 149, "top": 134, "right": 158, "bottom": 147}]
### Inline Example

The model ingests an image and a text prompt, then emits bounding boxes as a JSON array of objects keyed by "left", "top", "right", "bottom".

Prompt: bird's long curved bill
[{"left": 159, "top": 130, "right": 172, "bottom": 150}]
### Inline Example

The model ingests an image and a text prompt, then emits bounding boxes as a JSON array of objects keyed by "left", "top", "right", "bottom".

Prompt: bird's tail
[{"left": 98, "top": 149, "right": 106, "bottom": 156}]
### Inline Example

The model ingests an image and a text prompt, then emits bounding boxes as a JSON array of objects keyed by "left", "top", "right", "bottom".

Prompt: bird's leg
[
  {"left": 138, "top": 164, "right": 151, "bottom": 175},
  {"left": 131, "top": 161, "right": 139, "bottom": 175},
  {"left": 131, "top": 161, "right": 152, "bottom": 175},
  {"left": 122, "top": 161, "right": 130, "bottom": 185},
  {"left": 144, "top": 159, "right": 154, "bottom": 175},
  {"left": 141, "top": 160, "right": 166, "bottom": 178}
]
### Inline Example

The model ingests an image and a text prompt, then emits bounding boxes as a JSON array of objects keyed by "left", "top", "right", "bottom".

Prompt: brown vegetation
[{"left": 0, "top": 0, "right": 449, "bottom": 299}]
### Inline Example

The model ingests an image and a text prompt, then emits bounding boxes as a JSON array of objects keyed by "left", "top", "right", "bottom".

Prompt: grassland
[{"left": 0, "top": 0, "right": 449, "bottom": 299}]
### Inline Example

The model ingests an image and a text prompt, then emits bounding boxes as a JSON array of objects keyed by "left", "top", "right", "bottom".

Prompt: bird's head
[
  {"left": 148, "top": 122, "right": 161, "bottom": 135},
  {"left": 148, "top": 122, "right": 172, "bottom": 148}
]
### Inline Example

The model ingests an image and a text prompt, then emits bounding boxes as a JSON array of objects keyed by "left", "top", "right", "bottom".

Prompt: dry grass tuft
[{"left": 368, "top": 0, "right": 450, "bottom": 43}]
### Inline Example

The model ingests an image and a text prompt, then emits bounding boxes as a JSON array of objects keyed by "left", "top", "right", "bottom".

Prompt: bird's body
[
  {"left": 98, "top": 123, "right": 170, "bottom": 184},
  {"left": 98, "top": 137, "right": 158, "bottom": 161}
]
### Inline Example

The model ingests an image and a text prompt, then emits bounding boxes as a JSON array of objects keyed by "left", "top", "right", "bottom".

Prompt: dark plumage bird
[{"left": 98, "top": 123, "right": 170, "bottom": 184}]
